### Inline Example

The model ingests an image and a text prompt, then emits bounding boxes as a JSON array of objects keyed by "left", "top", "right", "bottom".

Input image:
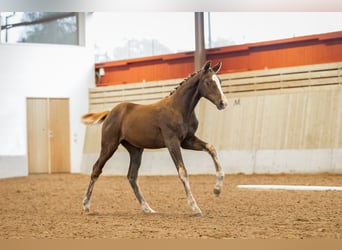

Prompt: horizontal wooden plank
[
  {"left": 90, "top": 87, "right": 173, "bottom": 99},
  {"left": 90, "top": 79, "right": 181, "bottom": 93},
  {"left": 219, "top": 61, "right": 342, "bottom": 81},
  {"left": 225, "top": 84, "right": 341, "bottom": 98},
  {"left": 222, "top": 76, "right": 341, "bottom": 94},
  {"left": 89, "top": 99, "right": 158, "bottom": 111},
  {"left": 221, "top": 68, "right": 340, "bottom": 87},
  {"left": 89, "top": 92, "right": 168, "bottom": 104}
]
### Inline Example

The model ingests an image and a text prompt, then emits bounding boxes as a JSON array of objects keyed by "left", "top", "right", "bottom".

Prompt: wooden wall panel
[
  {"left": 214, "top": 86, "right": 342, "bottom": 150},
  {"left": 83, "top": 125, "right": 102, "bottom": 153},
  {"left": 284, "top": 93, "right": 306, "bottom": 149}
]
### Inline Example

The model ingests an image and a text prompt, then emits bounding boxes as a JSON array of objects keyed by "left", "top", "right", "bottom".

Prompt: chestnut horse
[{"left": 82, "top": 61, "right": 228, "bottom": 216}]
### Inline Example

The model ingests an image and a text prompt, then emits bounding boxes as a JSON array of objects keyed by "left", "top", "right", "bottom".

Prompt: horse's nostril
[
  {"left": 218, "top": 99, "right": 228, "bottom": 109},
  {"left": 220, "top": 100, "right": 226, "bottom": 107}
]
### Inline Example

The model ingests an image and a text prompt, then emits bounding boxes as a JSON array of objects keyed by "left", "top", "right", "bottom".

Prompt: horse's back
[{"left": 103, "top": 101, "right": 166, "bottom": 149}]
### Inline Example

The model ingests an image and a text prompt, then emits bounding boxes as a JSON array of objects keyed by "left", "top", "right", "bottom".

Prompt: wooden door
[
  {"left": 27, "top": 98, "right": 49, "bottom": 173},
  {"left": 27, "top": 98, "right": 70, "bottom": 174},
  {"left": 48, "top": 98, "right": 70, "bottom": 172}
]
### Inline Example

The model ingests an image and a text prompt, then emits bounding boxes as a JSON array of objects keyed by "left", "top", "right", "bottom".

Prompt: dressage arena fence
[{"left": 82, "top": 62, "right": 342, "bottom": 175}]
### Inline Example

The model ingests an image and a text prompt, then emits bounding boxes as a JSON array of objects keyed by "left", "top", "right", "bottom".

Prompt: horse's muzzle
[{"left": 217, "top": 98, "right": 228, "bottom": 110}]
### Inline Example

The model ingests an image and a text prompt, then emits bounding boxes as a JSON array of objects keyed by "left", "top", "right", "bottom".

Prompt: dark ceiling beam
[{"left": 1, "top": 12, "right": 77, "bottom": 30}]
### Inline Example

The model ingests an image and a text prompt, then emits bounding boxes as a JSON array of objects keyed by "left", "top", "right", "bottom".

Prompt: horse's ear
[
  {"left": 202, "top": 61, "right": 211, "bottom": 72},
  {"left": 212, "top": 61, "right": 222, "bottom": 73}
]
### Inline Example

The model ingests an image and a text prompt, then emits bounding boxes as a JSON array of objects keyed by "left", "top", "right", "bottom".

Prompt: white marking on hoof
[
  {"left": 82, "top": 197, "right": 90, "bottom": 212},
  {"left": 193, "top": 212, "right": 203, "bottom": 217},
  {"left": 188, "top": 200, "right": 202, "bottom": 215},
  {"left": 213, "top": 187, "right": 221, "bottom": 196},
  {"left": 141, "top": 202, "right": 156, "bottom": 213},
  {"left": 214, "top": 170, "right": 224, "bottom": 196}
]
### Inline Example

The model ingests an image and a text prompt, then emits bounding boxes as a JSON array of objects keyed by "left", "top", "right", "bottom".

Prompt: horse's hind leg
[
  {"left": 121, "top": 141, "right": 155, "bottom": 213},
  {"left": 82, "top": 142, "right": 118, "bottom": 212}
]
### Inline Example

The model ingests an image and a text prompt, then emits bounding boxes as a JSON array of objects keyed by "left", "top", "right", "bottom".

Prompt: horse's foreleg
[
  {"left": 122, "top": 141, "right": 155, "bottom": 213},
  {"left": 181, "top": 136, "right": 224, "bottom": 196},
  {"left": 83, "top": 143, "right": 118, "bottom": 212},
  {"left": 205, "top": 144, "right": 224, "bottom": 196},
  {"left": 167, "top": 140, "right": 202, "bottom": 216}
]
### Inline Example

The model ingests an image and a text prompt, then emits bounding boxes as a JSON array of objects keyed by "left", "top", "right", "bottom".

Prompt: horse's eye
[{"left": 206, "top": 81, "right": 211, "bottom": 86}]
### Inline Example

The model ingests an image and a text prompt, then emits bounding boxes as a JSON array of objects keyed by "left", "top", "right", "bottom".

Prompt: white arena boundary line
[{"left": 237, "top": 185, "right": 342, "bottom": 191}]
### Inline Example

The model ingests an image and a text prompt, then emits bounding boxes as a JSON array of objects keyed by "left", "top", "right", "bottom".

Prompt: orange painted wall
[
  {"left": 96, "top": 52, "right": 194, "bottom": 85},
  {"left": 95, "top": 31, "right": 342, "bottom": 86}
]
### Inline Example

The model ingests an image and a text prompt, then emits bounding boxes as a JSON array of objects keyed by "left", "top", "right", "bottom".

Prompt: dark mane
[{"left": 169, "top": 71, "right": 200, "bottom": 96}]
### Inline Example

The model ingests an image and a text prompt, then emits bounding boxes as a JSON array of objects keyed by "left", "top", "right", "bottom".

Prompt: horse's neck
[{"left": 170, "top": 76, "right": 201, "bottom": 118}]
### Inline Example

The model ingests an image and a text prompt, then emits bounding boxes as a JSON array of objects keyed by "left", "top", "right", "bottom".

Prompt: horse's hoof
[
  {"left": 193, "top": 212, "right": 203, "bottom": 217},
  {"left": 142, "top": 209, "right": 156, "bottom": 214},
  {"left": 83, "top": 197, "right": 91, "bottom": 212},
  {"left": 141, "top": 203, "right": 156, "bottom": 214},
  {"left": 213, "top": 188, "right": 221, "bottom": 196},
  {"left": 141, "top": 206, "right": 156, "bottom": 214},
  {"left": 83, "top": 203, "right": 90, "bottom": 212}
]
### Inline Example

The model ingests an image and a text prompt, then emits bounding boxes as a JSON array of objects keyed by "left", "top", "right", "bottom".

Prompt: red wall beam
[{"left": 95, "top": 31, "right": 342, "bottom": 86}]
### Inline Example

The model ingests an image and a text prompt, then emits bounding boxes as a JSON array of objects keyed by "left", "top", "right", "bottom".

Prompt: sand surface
[{"left": 0, "top": 173, "right": 341, "bottom": 239}]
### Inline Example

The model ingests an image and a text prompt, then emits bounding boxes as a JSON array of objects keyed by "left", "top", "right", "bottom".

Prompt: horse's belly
[
  {"left": 121, "top": 122, "right": 165, "bottom": 149},
  {"left": 124, "top": 133, "right": 165, "bottom": 149}
]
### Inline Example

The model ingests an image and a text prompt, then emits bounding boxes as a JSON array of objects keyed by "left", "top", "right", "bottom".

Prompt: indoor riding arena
[{"left": 1, "top": 11, "right": 342, "bottom": 239}]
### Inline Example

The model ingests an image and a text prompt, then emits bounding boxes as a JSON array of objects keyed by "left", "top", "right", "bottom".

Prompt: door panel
[
  {"left": 27, "top": 98, "right": 70, "bottom": 174},
  {"left": 49, "top": 98, "right": 70, "bottom": 173},
  {"left": 27, "top": 98, "right": 49, "bottom": 173}
]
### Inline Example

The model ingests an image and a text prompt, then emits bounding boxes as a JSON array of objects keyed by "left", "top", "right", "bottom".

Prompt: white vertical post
[{"left": 77, "top": 12, "right": 86, "bottom": 46}]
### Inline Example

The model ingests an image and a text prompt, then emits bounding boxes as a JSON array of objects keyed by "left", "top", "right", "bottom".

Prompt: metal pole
[
  {"left": 5, "top": 15, "right": 9, "bottom": 43},
  {"left": 4, "top": 12, "right": 16, "bottom": 43},
  {"left": 208, "top": 12, "right": 212, "bottom": 48},
  {"left": 194, "top": 12, "right": 206, "bottom": 71}
]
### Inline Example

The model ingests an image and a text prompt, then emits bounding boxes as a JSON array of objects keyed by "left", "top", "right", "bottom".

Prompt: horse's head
[{"left": 198, "top": 61, "right": 228, "bottom": 110}]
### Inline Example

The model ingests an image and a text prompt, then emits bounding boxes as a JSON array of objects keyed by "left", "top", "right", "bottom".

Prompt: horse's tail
[{"left": 81, "top": 111, "right": 109, "bottom": 125}]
